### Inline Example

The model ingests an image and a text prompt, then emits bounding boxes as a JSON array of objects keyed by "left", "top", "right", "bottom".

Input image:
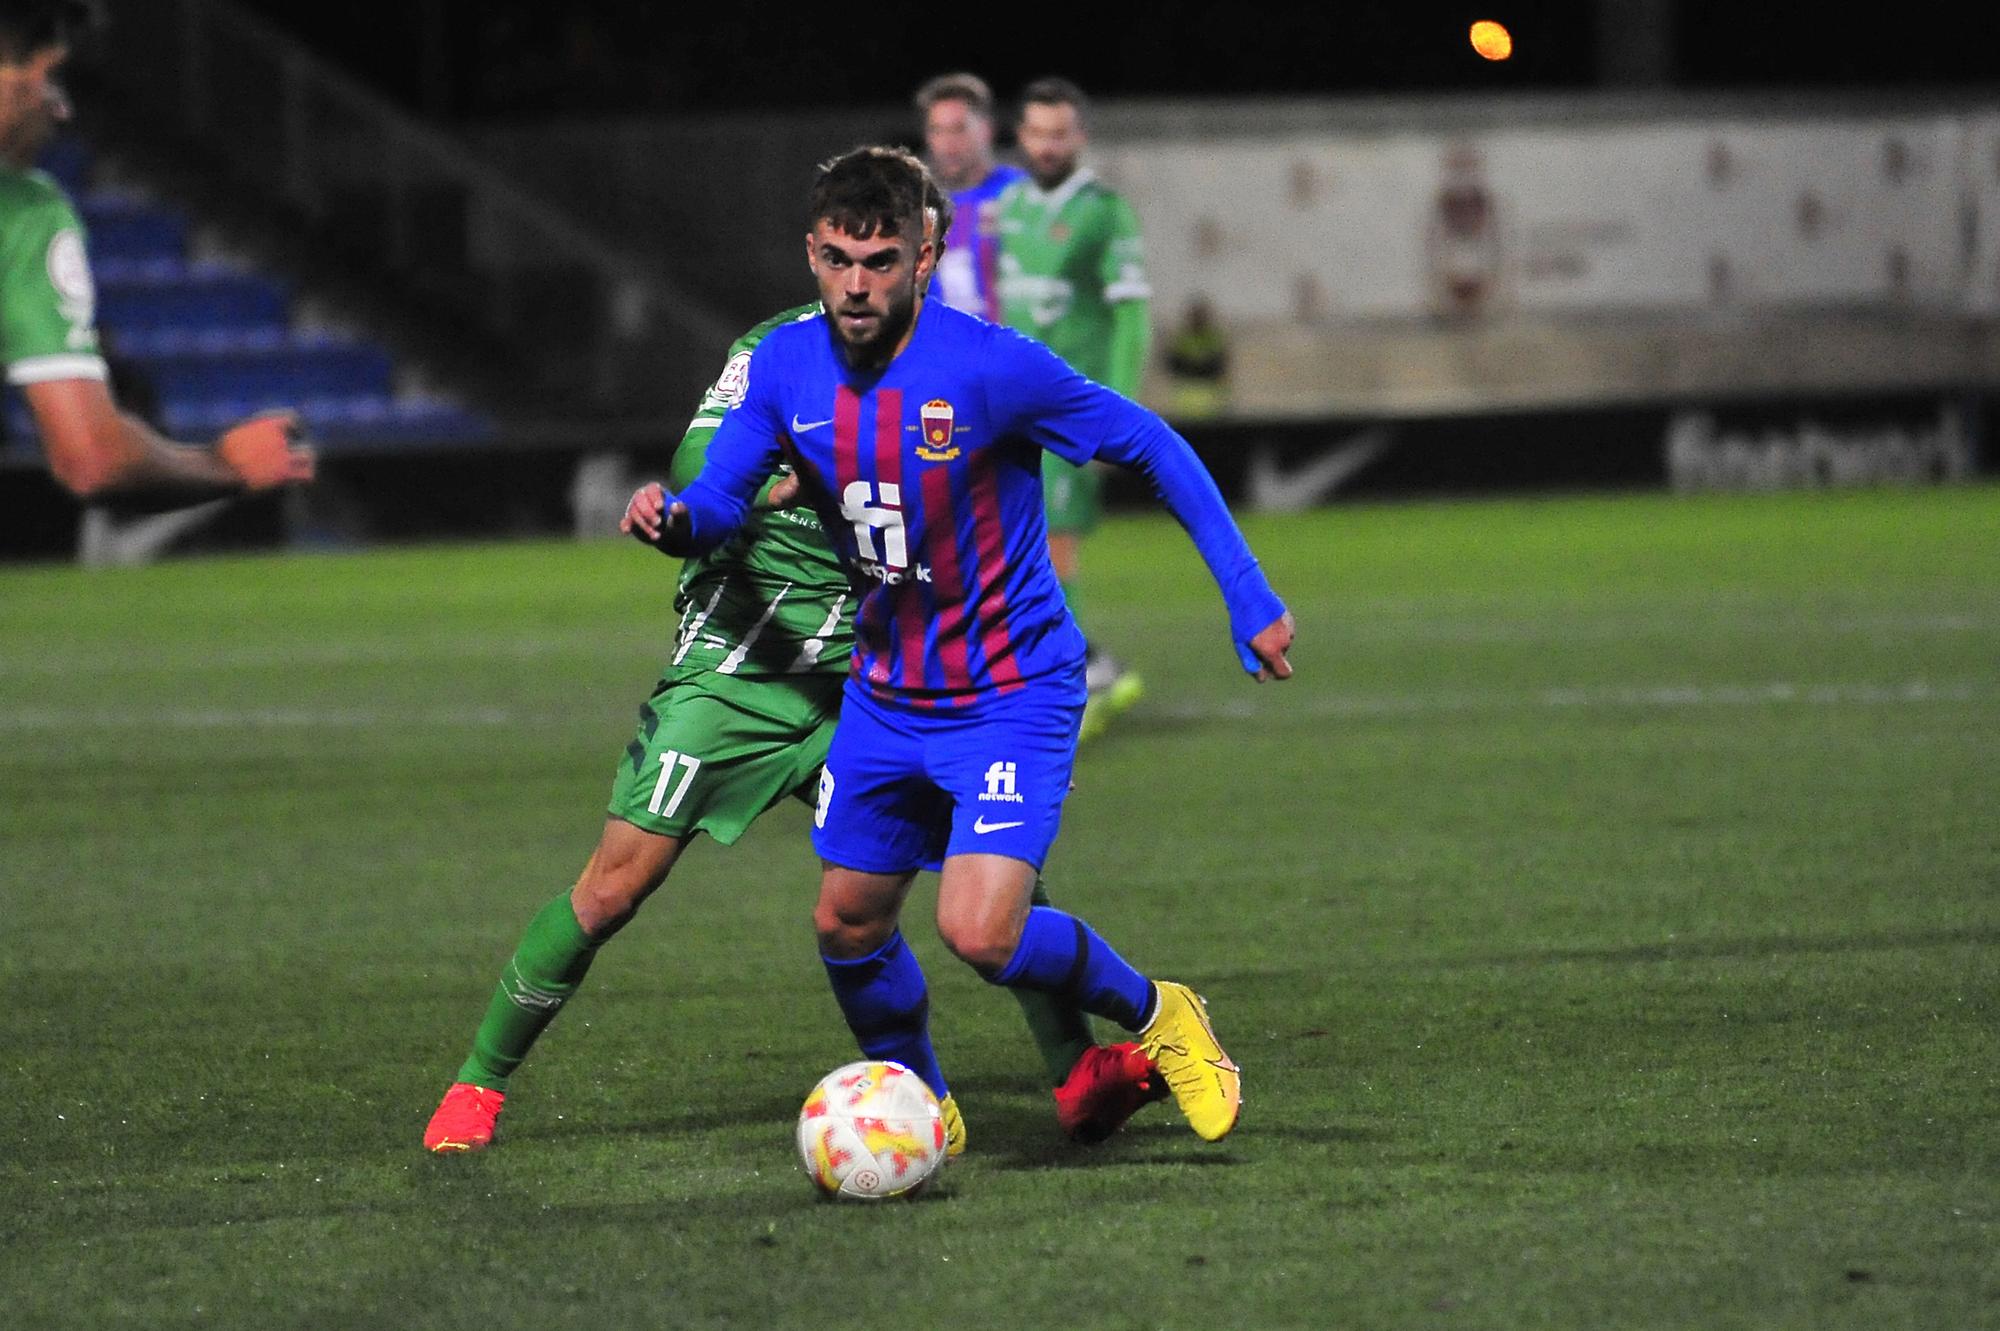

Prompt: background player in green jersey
[
  {"left": 0, "top": 2, "right": 312, "bottom": 501},
  {"left": 425, "top": 202, "right": 1161, "bottom": 1154},
  {"left": 996, "top": 77, "right": 1150, "bottom": 740}
]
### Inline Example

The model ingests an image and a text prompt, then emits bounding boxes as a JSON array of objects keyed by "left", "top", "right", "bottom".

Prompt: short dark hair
[
  {"left": 0, "top": 0, "right": 99, "bottom": 62},
  {"left": 810, "top": 145, "right": 936, "bottom": 242},
  {"left": 913, "top": 72, "right": 996, "bottom": 120},
  {"left": 924, "top": 173, "right": 955, "bottom": 242},
  {"left": 1019, "top": 76, "right": 1089, "bottom": 123}
]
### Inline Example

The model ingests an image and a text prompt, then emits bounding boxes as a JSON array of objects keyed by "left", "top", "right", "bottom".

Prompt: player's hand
[
  {"left": 216, "top": 410, "right": 314, "bottom": 490},
  {"left": 621, "top": 482, "right": 667, "bottom": 541},
  {"left": 765, "top": 471, "right": 804, "bottom": 509},
  {"left": 1248, "top": 610, "right": 1295, "bottom": 682},
  {"left": 621, "top": 482, "right": 695, "bottom": 552}
]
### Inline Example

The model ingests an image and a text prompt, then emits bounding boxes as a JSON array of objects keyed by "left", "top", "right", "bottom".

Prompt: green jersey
[
  {"left": 995, "top": 167, "right": 1150, "bottom": 390},
  {"left": 662, "top": 303, "right": 853, "bottom": 680},
  {"left": 0, "top": 165, "right": 106, "bottom": 388}
]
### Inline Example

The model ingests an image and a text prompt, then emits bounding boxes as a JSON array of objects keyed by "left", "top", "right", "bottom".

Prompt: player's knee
[
  {"left": 935, "top": 915, "right": 1016, "bottom": 977},
  {"left": 571, "top": 836, "right": 674, "bottom": 938},
  {"left": 813, "top": 898, "right": 895, "bottom": 959}
]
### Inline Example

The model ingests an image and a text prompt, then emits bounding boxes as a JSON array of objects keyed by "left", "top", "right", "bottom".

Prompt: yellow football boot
[
  {"left": 1138, "top": 981, "right": 1241, "bottom": 1142},
  {"left": 940, "top": 1093, "right": 966, "bottom": 1158},
  {"left": 1079, "top": 668, "right": 1144, "bottom": 744}
]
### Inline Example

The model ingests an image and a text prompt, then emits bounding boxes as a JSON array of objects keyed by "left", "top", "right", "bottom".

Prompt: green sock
[
  {"left": 454, "top": 893, "right": 601, "bottom": 1091},
  {"left": 1011, "top": 879, "right": 1097, "bottom": 1084}
]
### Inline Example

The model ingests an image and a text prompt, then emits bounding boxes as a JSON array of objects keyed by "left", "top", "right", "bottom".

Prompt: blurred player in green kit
[
  {"left": 0, "top": 1, "right": 311, "bottom": 502},
  {"left": 995, "top": 77, "right": 1149, "bottom": 741}
]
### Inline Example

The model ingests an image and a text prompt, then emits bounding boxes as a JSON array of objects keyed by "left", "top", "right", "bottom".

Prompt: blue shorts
[{"left": 811, "top": 666, "right": 1085, "bottom": 875}]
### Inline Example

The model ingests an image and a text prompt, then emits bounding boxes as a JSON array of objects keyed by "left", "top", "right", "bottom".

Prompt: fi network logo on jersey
[
  {"left": 979, "top": 760, "right": 1024, "bottom": 803},
  {"left": 915, "top": 398, "right": 961, "bottom": 462}
]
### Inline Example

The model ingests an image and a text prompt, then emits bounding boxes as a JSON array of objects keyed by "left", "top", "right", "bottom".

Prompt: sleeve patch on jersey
[
  {"left": 45, "top": 229, "right": 96, "bottom": 332},
  {"left": 713, "top": 350, "right": 752, "bottom": 409},
  {"left": 46, "top": 230, "right": 91, "bottom": 301}
]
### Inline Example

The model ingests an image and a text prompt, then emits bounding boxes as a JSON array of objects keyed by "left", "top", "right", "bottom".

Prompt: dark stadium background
[{"left": 223, "top": 2, "right": 1991, "bottom": 118}]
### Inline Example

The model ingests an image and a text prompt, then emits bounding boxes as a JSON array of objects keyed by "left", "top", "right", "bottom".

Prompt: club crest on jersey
[{"left": 916, "top": 398, "right": 960, "bottom": 461}]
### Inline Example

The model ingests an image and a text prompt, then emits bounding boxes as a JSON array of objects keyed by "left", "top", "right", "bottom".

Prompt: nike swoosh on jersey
[
  {"left": 973, "top": 817, "right": 1026, "bottom": 834},
  {"left": 791, "top": 414, "right": 833, "bottom": 432}
]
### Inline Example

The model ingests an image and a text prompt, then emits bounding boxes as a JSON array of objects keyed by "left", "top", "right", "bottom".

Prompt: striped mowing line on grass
[
  {"left": 0, "top": 680, "right": 1982, "bottom": 731},
  {"left": 0, "top": 612, "right": 1986, "bottom": 678},
  {"left": 1165, "top": 679, "right": 1983, "bottom": 721}
]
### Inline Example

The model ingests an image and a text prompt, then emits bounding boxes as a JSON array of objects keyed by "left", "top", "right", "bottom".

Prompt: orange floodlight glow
[{"left": 1470, "top": 20, "right": 1514, "bottom": 61}]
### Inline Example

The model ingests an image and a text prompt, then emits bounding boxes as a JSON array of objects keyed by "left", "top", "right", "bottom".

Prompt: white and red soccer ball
[{"left": 796, "top": 1060, "right": 947, "bottom": 1200}]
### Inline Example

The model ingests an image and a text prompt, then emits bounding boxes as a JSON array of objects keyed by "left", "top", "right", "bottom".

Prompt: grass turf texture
[{"left": 1, "top": 486, "right": 1995, "bottom": 1329}]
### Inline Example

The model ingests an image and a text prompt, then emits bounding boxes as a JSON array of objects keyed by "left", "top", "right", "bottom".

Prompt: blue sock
[
  {"left": 991, "top": 906, "right": 1154, "bottom": 1032},
  {"left": 821, "top": 931, "right": 949, "bottom": 1099}
]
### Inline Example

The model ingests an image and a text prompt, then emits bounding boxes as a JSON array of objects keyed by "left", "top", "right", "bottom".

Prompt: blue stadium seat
[
  {"left": 135, "top": 340, "right": 396, "bottom": 402},
  {"left": 79, "top": 197, "right": 191, "bottom": 267},
  {"left": 155, "top": 393, "right": 494, "bottom": 448},
  {"left": 96, "top": 271, "right": 292, "bottom": 335}
]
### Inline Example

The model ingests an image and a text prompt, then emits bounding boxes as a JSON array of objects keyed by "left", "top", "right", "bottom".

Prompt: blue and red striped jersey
[
  {"left": 676, "top": 299, "right": 1284, "bottom": 708},
  {"left": 935, "top": 163, "right": 1026, "bottom": 321}
]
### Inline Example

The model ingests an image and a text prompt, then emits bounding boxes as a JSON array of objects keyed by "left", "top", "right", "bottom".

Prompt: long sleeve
[{"left": 986, "top": 327, "right": 1284, "bottom": 672}]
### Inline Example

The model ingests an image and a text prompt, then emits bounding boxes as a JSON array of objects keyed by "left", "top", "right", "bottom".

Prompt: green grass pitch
[{"left": 1, "top": 485, "right": 1995, "bottom": 1329}]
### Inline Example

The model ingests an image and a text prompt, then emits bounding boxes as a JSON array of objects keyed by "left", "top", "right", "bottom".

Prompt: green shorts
[
  {"left": 1041, "top": 454, "right": 1102, "bottom": 536},
  {"left": 608, "top": 670, "right": 843, "bottom": 844}
]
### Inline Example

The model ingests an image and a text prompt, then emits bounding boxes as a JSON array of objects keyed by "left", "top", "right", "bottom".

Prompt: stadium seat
[
  {"left": 135, "top": 340, "right": 396, "bottom": 402},
  {"left": 78, "top": 196, "right": 191, "bottom": 266}
]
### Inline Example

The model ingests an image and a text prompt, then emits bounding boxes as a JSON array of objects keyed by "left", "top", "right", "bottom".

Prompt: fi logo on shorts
[{"left": 980, "top": 761, "right": 1024, "bottom": 804}]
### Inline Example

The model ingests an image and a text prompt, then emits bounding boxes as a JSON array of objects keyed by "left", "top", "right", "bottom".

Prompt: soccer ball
[{"left": 796, "top": 1060, "right": 947, "bottom": 1200}]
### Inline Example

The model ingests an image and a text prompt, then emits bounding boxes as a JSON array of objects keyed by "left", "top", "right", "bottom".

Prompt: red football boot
[
  {"left": 424, "top": 1082, "right": 506, "bottom": 1153},
  {"left": 1053, "top": 1042, "right": 1169, "bottom": 1143}
]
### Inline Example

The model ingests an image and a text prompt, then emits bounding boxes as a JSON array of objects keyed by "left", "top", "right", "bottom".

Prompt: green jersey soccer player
[
  {"left": 0, "top": 4, "right": 311, "bottom": 500},
  {"left": 425, "top": 301, "right": 1160, "bottom": 1154},
  {"left": 995, "top": 77, "right": 1151, "bottom": 739}
]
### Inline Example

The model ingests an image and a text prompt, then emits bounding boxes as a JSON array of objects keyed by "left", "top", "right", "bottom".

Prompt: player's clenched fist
[
  {"left": 622, "top": 482, "right": 696, "bottom": 553},
  {"left": 216, "top": 411, "right": 314, "bottom": 490},
  {"left": 1249, "top": 610, "right": 1295, "bottom": 682},
  {"left": 621, "top": 482, "right": 666, "bottom": 541}
]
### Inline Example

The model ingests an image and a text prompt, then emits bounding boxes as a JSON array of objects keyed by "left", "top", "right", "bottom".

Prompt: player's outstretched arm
[
  {"left": 28, "top": 378, "right": 314, "bottom": 502},
  {"left": 988, "top": 329, "right": 1289, "bottom": 677}
]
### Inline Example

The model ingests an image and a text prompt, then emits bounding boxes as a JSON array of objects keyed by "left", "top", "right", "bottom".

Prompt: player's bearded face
[
  {"left": 808, "top": 221, "right": 932, "bottom": 363},
  {"left": 1018, "top": 102, "right": 1084, "bottom": 190}
]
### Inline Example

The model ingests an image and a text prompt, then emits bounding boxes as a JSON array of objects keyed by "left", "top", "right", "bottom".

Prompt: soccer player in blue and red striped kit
[
  {"left": 625, "top": 146, "right": 1293, "bottom": 1144},
  {"left": 915, "top": 71, "right": 1022, "bottom": 322}
]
